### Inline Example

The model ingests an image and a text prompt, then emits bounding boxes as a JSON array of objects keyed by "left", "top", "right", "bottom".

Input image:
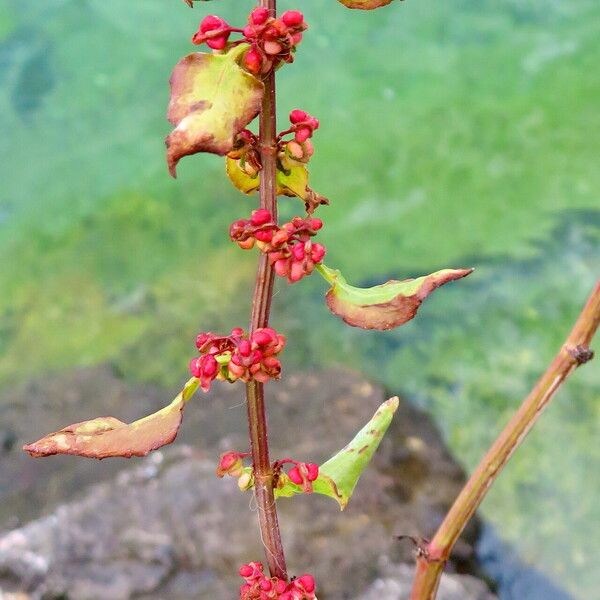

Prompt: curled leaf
[
  {"left": 316, "top": 264, "right": 473, "bottom": 330},
  {"left": 226, "top": 156, "right": 260, "bottom": 194},
  {"left": 277, "top": 165, "right": 329, "bottom": 213},
  {"left": 338, "top": 0, "right": 395, "bottom": 9},
  {"left": 166, "top": 44, "right": 264, "bottom": 177},
  {"left": 23, "top": 378, "right": 199, "bottom": 459},
  {"left": 274, "top": 397, "right": 399, "bottom": 509}
]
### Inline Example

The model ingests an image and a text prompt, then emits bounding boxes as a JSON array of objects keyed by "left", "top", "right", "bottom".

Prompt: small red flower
[
  {"left": 281, "top": 10, "right": 305, "bottom": 28},
  {"left": 243, "top": 46, "right": 264, "bottom": 75},
  {"left": 192, "top": 15, "right": 232, "bottom": 50},
  {"left": 216, "top": 451, "right": 249, "bottom": 478},
  {"left": 188, "top": 354, "right": 219, "bottom": 392},
  {"left": 249, "top": 7, "right": 270, "bottom": 26},
  {"left": 288, "top": 110, "right": 319, "bottom": 143},
  {"left": 288, "top": 462, "right": 319, "bottom": 493}
]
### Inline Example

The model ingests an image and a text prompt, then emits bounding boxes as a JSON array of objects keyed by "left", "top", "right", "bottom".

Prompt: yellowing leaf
[
  {"left": 274, "top": 397, "right": 399, "bottom": 509},
  {"left": 166, "top": 45, "right": 264, "bottom": 177},
  {"left": 317, "top": 264, "right": 473, "bottom": 330},
  {"left": 225, "top": 157, "right": 260, "bottom": 194},
  {"left": 224, "top": 159, "right": 328, "bottom": 212},
  {"left": 276, "top": 165, "right": 309, "bottom": 198},
  {"left": 277, "top": 165, "right": 329, "bottom": 213},
  {"left": 23, "top": 378, "right": 199, "bottom": 459}
]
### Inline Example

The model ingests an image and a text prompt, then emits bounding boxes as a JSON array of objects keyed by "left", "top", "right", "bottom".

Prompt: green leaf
[
  {"left": 166, "top": 44, "right": 264, "bottom": 177},
  {"left": 274, "top": 396, "right": 399, "bottom": 509},
  {"left": 23, "top": 378, "right": 199, "bottom": 459},
  {"left": 338, "top": 0, "right": 395, "bottom": 10},
  {"left": 316, "top": 264, "right": 473, "bottom": 330}
]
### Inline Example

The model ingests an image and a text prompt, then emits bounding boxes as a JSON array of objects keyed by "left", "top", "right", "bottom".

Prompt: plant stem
[
  {"left": 244, "top": 0, "right": 288, "bottom": 581},
  {"left": 410, "top": 281, "right": 600, "bottom": 600}
]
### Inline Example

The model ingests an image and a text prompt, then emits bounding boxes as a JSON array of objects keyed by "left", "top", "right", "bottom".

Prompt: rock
[
  {"left": 358, "top": 562, "right": 495, "bottom": 600},
  {"left": 0, "top": 367, "right": 492, "bottom": 599}
]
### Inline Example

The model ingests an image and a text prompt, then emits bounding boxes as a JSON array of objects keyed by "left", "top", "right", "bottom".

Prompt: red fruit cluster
[
  {"left": 242, "top": 8, "right": 307, "bottom": 75},
  {"left": 239, "top": 563, "right": 317, "bottom": 600},
  {"left": 230, "top": 210, "right": 326, "bottom": 283},
  {"left": 189, "top": 327, "right": 286, "bottom": 391},
  {"left": 191, "top": 9, "right": 307, "bottom": 77}
]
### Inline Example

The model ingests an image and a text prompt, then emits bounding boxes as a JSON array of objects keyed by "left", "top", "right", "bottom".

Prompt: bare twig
[{"left": 410, "top": 281, "right": 600, "bottom": 600}]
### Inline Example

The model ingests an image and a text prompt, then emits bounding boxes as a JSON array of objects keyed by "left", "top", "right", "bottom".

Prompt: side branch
[{"left": 410, "top": 281, "right": 600, "bottom": 600}]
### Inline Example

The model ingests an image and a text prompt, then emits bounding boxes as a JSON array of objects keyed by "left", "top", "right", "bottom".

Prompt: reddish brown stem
[
  {"left": 244, "top": 0, "right": 288, "bottom": 581},
  {"left": 410, "top": 281, "right": 600, "bottom": 599}
]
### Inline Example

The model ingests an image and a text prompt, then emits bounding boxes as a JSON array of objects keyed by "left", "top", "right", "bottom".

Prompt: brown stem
[
  {"left": 410, "top": 281, "right": 600, "bottom": 600},
  {"left": 244, "top": 0, "right": 288, "bottom": 581}
]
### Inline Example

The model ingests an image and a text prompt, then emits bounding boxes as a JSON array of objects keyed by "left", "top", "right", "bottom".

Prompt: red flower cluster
[
  {"left": 277, "top": 110, "right": 319, "bottom": 171},
  {"left": 287, "top": 110, "right": 320, "bottom": 144},
  {"left": 191, "top": 9, "right": 307, "bottom": 76},
  {"left": 288, "top": 462, "right": 320, "bottom": 493},
  {"left": 189, "top": 327, "right": 286, "bottom": 391},
  {"left": 239, "top": 563, "right": 317, "bottom": 600},
  {"left": 216, "top": 450, "right": 255, "bottom": 490},
  {"left": 242, "top": 8, "right": 307, "bottom": 75},
  {"left": 227, "top": 108, "right": 319, "bottom": 181},
  {"left": 274, "top": 459, "right": 320, "bottom": 493},
  {"left": 230, "top": 210, "right": 326, "bottom": 283}
]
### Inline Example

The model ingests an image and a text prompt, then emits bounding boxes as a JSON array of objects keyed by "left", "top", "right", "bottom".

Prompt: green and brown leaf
[
  {"left": 23, "top": 378, "right": 199, "bottom": 459},
  {"left": 166, "top": 44, "right": 264, "bottom": 177},
  {"left": 317, "top": 264, "right": 473, "bottom": 330},
  {"left": 338, "top": 0, "right": 395, "bottom": 10}
]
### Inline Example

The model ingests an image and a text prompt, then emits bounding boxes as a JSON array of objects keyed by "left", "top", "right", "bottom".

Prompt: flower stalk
[
  {"left": 409, "top": 281, "right": 600, "bottom": 600},
  {"left": 244, "top": 0, "right": 288, "bottom": 582}
]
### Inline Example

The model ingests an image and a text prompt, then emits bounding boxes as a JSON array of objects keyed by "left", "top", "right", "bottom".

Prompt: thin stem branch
[
  {"left": 410, "top": 281, "right": 600, "bottom": 600},
  {"left": 244, "top": 0, "right": 288, "bottom": 581}
]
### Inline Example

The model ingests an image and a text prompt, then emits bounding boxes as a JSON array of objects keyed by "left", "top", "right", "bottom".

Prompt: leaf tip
[
  {"left": 22, "top": 442, "right": 44, "bottom": 458},
  {"left": 385, "top": 396, "right": 400, "bottom": 413},
  {"left": 165, "top": 135, "right": 180, "bottom": 178}
]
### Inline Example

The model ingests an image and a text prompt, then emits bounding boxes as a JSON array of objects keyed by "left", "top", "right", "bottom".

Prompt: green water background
[{"left": 1, "top": 0, "right": 599, "bottom": 596}]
